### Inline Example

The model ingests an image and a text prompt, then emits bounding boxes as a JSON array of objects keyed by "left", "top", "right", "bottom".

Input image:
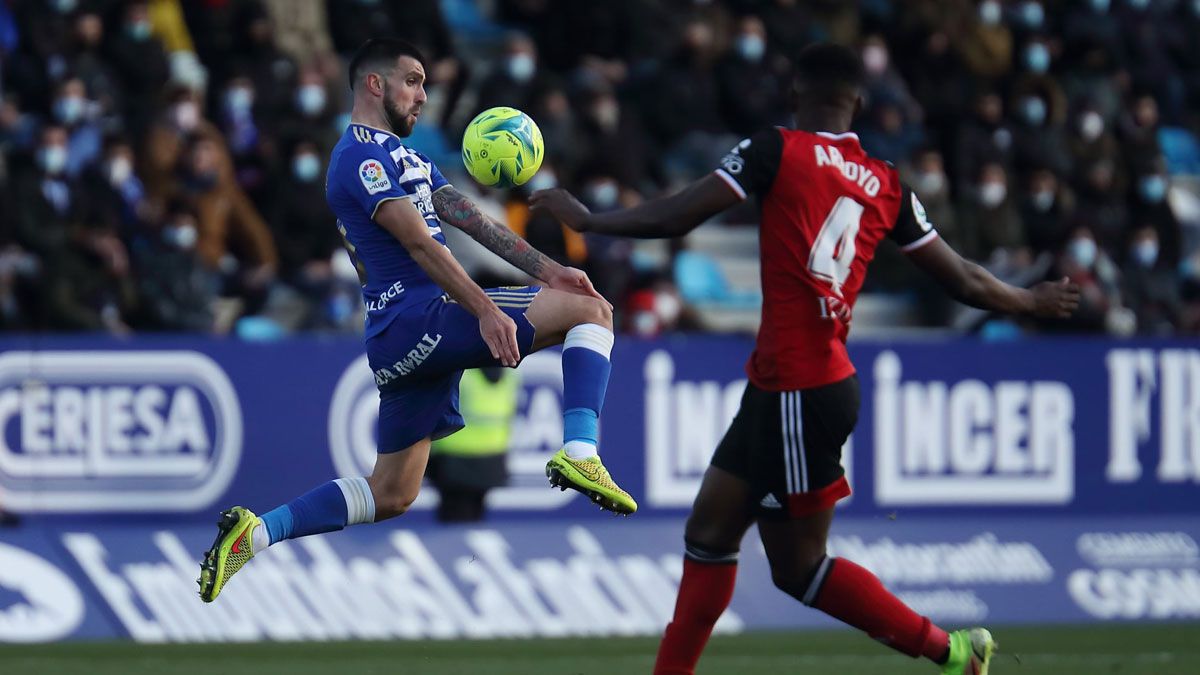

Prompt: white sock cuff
[
  {"left": 564, "top": 323, "right": 614, "bottom": 358},
  {"left": 334, "top": 477, "right": 376, "bottom": 525}
]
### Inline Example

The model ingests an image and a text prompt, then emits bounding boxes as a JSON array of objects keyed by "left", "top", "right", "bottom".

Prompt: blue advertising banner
[
  {"left": 1, "top": 516, "right": 1197, "bottom": 642},
  {"left": 0, "top": 335, "right": 1196, "bottom": 520}
]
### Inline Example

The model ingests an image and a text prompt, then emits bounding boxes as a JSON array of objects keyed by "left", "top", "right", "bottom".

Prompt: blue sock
[
  {"left": 259, "top": 477, "right": 375, "bottom": 545},
  {"left": 561, "top": 324, "right": 613, "bottom": 452}
]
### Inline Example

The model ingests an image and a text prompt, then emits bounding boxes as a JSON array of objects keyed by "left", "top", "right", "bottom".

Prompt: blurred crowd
[{"left": 1, "top": 0, "right": 1199, "bottom": 338}]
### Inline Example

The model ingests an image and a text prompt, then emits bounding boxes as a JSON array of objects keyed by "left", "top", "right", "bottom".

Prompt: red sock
[
  {"left": 809, "top": 558, "right": 949, "bottom": 661},
  {"left": 653, "top": 557, "right": 737, "bottom": 675}
]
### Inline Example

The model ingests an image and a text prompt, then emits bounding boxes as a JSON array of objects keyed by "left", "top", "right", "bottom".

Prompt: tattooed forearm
[{"left": 431, "top": 186, "right": 558, "bottom": 281}]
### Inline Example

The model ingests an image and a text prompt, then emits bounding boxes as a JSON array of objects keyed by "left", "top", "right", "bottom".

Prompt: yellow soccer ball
[{"left": 461, "top": 106, "right": 544, "bottom": 188}]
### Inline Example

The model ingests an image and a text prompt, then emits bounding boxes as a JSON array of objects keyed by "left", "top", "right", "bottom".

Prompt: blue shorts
[{"left": 366, "top": 286, "right": 541, "bottom": 452}]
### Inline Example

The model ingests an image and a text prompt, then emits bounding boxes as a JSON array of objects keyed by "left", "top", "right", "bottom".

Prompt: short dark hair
[
  {"left": 792, "top": 43, "right": 866, "bottom": 100},
  {"left": 348, "top": 38, "right": 426, "bottom": 90}
]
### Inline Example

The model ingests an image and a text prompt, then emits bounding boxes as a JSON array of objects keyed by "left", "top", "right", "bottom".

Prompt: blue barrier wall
[{"left": 0, "top": 335, "right": 1197, "bottom": 641}]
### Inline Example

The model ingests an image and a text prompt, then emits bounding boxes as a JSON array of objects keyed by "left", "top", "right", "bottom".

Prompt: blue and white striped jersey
[{"left": 326, "top": 123, "right": 451, "bottom": 338}]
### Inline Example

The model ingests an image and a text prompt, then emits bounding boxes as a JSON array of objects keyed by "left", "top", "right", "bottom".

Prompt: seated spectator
[
  {"left": 716, "top": 14, "right": 787, "bottom": 137},
  {"left": 1020, "top": 168, "right": 1075, "bottom": 256},
  {"left": 82, "top": 136, "right": 148, "bottom": 236},
  {"left": 1071, "top": 159, "right": 1128, "bottom": 256},
  {"left": 1122, "top": 225, "right": 1183, "bottom": 335},
  {"left": 954, "top": 91, "right": 1014, "bottom": 191},
  {"left": 131, "top": 200, "right": 218, "bottom": 332},
  {"left": 267, "top": 140, "right": 343, "bottom": 328},
  {"left": 276, "top": 64, "right": 340, "bottom": 155},
  {"left": 104, "top": 0, "right": 170, "bottom": 139},
  {"left": 1053, "top": 225, "right": 1131, "bottom": 334},
  {"left": 50, "top": 76, "right": 103, "bottom": 178},
  {"left": 1067, "top": 104, "right": 1124, "bottom": 190},
  {"left": 475, "top": 32, "right": 548, "bottom": 116},
  {"left": 857, "top": 98, "right": 925, "bottom": 167},
  {"left": 960, "top": 162, "right": 1027, "bottom": 266},
  {"left": 177, "top": 135, "right": 278, "bottom": 314}
]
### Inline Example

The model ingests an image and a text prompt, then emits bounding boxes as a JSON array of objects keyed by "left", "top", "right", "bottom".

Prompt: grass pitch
[{"left": 1, "top": 623, "right": 1196, "bottom": 674}]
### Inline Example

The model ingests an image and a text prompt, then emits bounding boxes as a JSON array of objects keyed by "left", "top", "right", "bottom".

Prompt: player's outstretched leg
[
  {"left": 199, "top": 437, "right": 429, "bottom": 602},
  {"left": 525, "top": 289, "right": 636, "bottom": 514},
  {"left": 654, "top": 467, "right": 755, "bottom": 674},
  {"left": 759, "top": 510, "right": 996, "bottom": 673}
]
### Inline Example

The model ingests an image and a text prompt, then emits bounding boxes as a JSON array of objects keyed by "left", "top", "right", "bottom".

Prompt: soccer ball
[{"left": 461, "top": 106, "right": 544, "bottom": 188}]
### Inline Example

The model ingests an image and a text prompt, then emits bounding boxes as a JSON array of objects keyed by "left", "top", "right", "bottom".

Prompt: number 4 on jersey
[{"left": 807, "top": 196, "right": 864, "bottom": 294}]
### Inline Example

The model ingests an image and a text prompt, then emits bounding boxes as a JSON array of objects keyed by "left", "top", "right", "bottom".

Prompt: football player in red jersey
[{"left": 532, "top": 44, "right": 1079, "bottom": 675}]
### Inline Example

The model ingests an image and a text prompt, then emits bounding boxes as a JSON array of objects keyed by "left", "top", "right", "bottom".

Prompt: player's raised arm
[
  {"left": 430, "top": 185, "right": 605, "bottom": 303},
  {"left": 529, "top": 174, "right": 740, "bottom": 239},
  {"left": 373, "top": 197, "right": 521, "bottom": 366},
  {"left": 530, "top": 127, "right": 778, "bottom": 239},
  {"left": 907, "top": 236, "right": 1080, "bottom": 318}
]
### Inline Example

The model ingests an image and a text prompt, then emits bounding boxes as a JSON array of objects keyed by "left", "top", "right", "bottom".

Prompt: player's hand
[
  {"left": 529, "top": 188, "right": 591, "bottom": 232},
  {"left": 479, "top": 307, "right": 521, "bottom": 367},
  {"left": 546, "top": 266, "right": 610, "bottom": 307},
  {"left": 1030, "top": 277, "right": 1081, "bottom": 318}
]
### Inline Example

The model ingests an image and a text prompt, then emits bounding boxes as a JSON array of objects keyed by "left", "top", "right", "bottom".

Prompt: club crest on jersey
[{"left": 359, "top": 159, "right": 391, "bottom": 195}]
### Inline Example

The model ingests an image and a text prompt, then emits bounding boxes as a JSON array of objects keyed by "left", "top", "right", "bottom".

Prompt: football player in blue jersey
[{"left": 199, "top": 38, "right": 635, "bottom": 603}]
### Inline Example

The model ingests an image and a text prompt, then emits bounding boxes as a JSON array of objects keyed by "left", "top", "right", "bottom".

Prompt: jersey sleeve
[
  {"left": 889, "top": 185, "right": 940, "bottom": 252},
  {"left": 338, "top": 142, "right": 410, "bottom": 221},
  {"left": 713, "top": 127, "right": 783, "bottom": 201}
]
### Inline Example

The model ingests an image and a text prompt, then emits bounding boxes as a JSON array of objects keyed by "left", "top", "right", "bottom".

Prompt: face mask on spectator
[
  {"left": 979, "top": 1, "right": 1002, "bottom": 26},
  {"left": 1133, "top": 239, "right": 1159, "bottom": 268},
  {"left": 1079, "top": 111, "right": 1104, "bottom": 141},
  {"left": 1020, "top": 97, "right": 1046, "bottom": 126},
  {"left": 736, "top": 35, "right": 765, "bottom": 63},
  {"left": 127, "top": 19, "right": 151, "bottom": 41},
  {"left": 225, "top": 87, "right": 253, "bottom": 115},
  {"left": 38, "top": 145, "right": 68, "bottom": 175},
  {"left": 297, "top": 84, "right": 326, "bottom": 116},
  {"left": 862, "top": 45, "right": 888, "bottom": 75},
  {"left": 980, "top": 181, "right": 1007, "bottom": 208},
  {"left": 1090, "top": 0, "right": 1110, "bottom": 12},
  {"left": 1069, "top": 237, "right": 1097, "bottom": 268},
  {"left": 1139, "top": 174, "right": 1167, "bottom": 203},
  {"left": 528, "top": 170, "right": 557, "bottom": 192},
  {"left": 54, "top": 96, "right": 86, "bottom": 125},
  {"left": 1128, "top": 0, "right": 1150, "bottom": 10},
  {"left": 585, "top": 181, "right": 619, "bottom": 209},
  {"left": 1019, "top": 2, "right": 1045, "bottom": 28},
  {"left": 913, "top": 170, "right": 946, "bottom": 197},
  {"left": 107, "top": 156, "right": 132, "bottom": 185},
  {"left": 52, "top": 0, "right": 78, "bottom": 14},
  {"left": 292, "top": 153, "right": 321, "bottom": 182},
  {"left": 1193, "top": 0, "right": 1200, "bottom": 15},
  {"left": 1031, "top": 188, "right": 1055, "bottom": 212},
  {"left": 1024, "top": 43, "right": 1050, "bottom": 74},
  {"left": 506, "top": 54, "right": 535, "bottom": 83},
  {"left": 172, "top": 102, "right": 199, "bottom": 131},
  {"left": 591, "top": 99, "right": 620, "bottom": 131},
  {"left": 163, "top": 222, "right": 198, "bottom": 251}
]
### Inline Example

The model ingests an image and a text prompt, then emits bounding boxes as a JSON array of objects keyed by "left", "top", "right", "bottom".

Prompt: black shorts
[{"left": 711, "top": 375, "right": 859, "bottom": 519}]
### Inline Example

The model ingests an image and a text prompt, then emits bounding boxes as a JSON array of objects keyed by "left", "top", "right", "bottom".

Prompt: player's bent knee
[
  {"left": 769, "top": 554, "right": 827, "bottom": 603},
  {"left": 569, "top": 296, "right": 612, "bottom": 330}
]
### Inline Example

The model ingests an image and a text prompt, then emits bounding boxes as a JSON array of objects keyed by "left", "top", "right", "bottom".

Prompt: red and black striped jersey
[{"left": 714, "top": 127, "right": 938, "bottom": 390}]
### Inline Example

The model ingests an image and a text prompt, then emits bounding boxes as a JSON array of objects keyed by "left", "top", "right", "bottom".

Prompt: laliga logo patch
[
  {"left": 0, "top": 351, "right": 242, "bottom": 512},
  {"left": 359, "top": 159, "right": 391, "bottom": 195},
  {"left": 0, "top": 543, "right": 84, "bottom": 642}
]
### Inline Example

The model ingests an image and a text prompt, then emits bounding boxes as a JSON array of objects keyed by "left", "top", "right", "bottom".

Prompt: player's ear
[{"left": 852, "top": 93, "right": 864, "bottom": 120}]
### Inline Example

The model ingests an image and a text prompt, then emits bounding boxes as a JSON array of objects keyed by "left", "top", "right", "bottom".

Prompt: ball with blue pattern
[{"left": 461, "top": 106, "right": 544, "bottom": 188}]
